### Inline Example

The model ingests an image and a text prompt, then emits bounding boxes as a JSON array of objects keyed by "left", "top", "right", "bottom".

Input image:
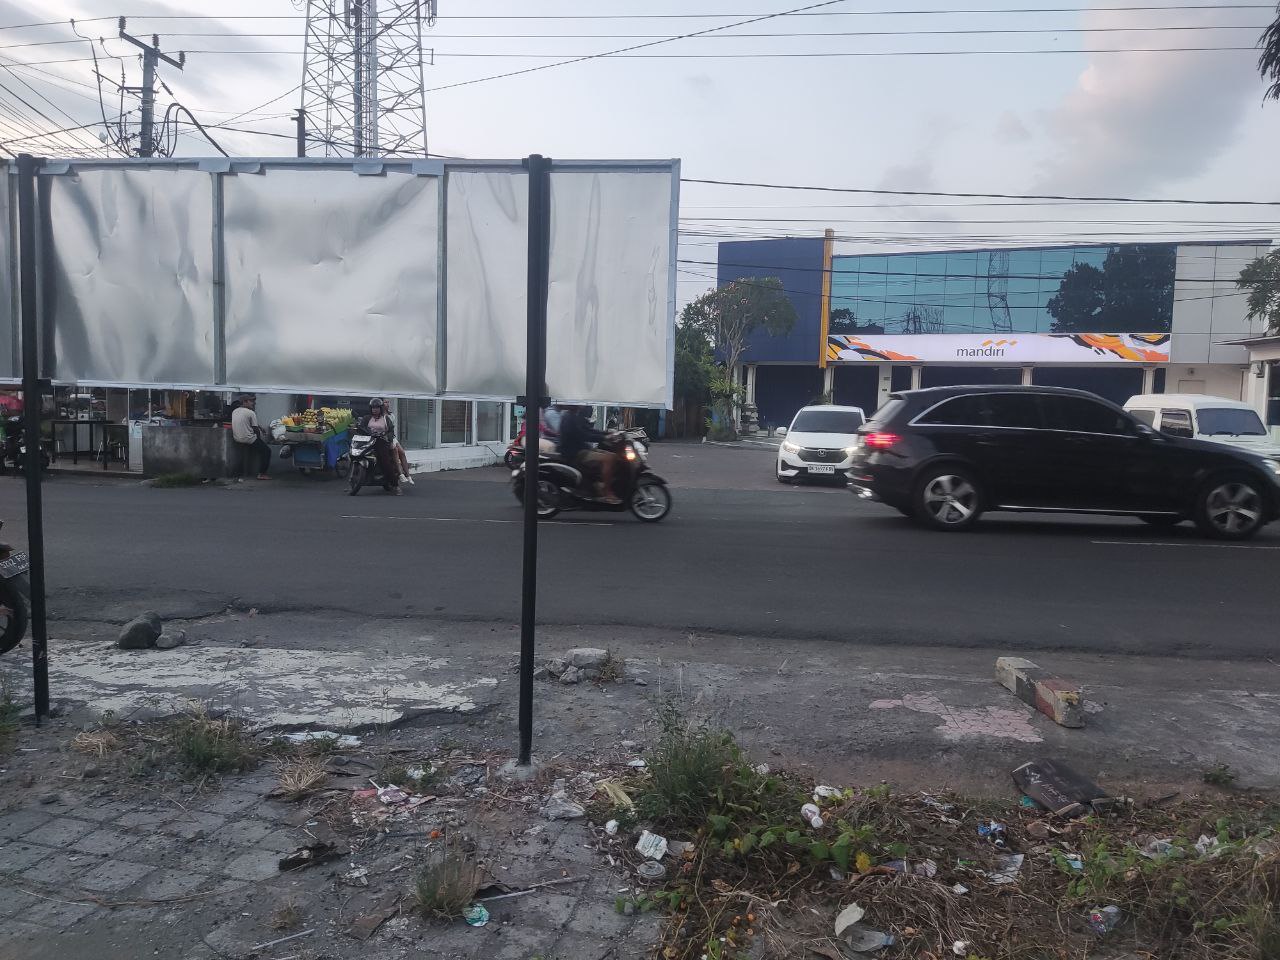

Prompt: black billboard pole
[
  {"left": 16, "top": 154, "right": 50, "bottom": 720},
  {"left": 517, "top": 154, "right": 551, "bottom": 766}
]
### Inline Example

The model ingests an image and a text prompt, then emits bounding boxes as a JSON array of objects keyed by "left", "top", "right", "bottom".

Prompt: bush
[
  {"left": 412, "top": 837, "right": 481, "bottom": 920},
  {"left": 635, "top": 706, "right": 755, "bottom": 827},
  {"left": 170, "top": 708, "right": 257, "bottom": 774}
]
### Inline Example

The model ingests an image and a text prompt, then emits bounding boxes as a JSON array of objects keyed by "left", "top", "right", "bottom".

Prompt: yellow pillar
[{"left": 818, "top": 227, "right": 835, "bottom": 369}]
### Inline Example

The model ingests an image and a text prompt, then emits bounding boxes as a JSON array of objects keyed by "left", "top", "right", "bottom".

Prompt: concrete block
[
  {"left": 567, "top": 647, "right": 609, "bottom": 669},
  {"left": 995, "top": 656, "right": 1085, "bottom": 728}
]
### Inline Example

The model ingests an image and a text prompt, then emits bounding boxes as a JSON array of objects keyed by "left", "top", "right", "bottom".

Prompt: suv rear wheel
[
  {"left": 1193, "top": 475, "right": 1266, "bottom": 540},
  {"left": 914, "top": 466, "right": 983, "bottom": 531}
]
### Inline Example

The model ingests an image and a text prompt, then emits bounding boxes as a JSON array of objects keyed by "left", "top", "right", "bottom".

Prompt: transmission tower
[
  {"left": 985, "top": 250, "right": 1013, "bottom": 333},
  {"left": 300, "top": 0, "right": 434, "bottom": 158}
]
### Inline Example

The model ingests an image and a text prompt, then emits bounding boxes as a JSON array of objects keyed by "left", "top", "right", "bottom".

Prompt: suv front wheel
[
  {"left": 914, "top": 466, "right": 983, "bottom": 531},
  {"left": 1193, "top": 474, "right": 1266, "bottom": 541}
]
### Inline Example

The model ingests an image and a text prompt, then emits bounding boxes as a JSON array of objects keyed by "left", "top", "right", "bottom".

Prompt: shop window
[
  {"left": 476, "top": 402, "right": 505, "bottom": 442},
  {"left": 399, "top": 399, "right": 436, "bottom": 449},
  {"left": 440, "top": 400, "right": 472, "bottom": 445}
]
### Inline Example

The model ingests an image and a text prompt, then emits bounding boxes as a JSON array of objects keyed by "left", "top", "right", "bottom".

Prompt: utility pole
[
  {"left": 118, "top": 19, "right": 185, "bottom": 158},
  {"left": 293, "top": 108, "right": 307, "bottom": 157}
]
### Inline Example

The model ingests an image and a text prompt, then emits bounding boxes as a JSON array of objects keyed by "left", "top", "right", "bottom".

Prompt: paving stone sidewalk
[{"left": 0, "top": 731, "right": 660, "bottom": 960}]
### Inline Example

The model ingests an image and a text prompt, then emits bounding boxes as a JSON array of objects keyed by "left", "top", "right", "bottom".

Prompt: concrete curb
[{"left": 995, "top": 656, "right": 1085, "bottom": 728}]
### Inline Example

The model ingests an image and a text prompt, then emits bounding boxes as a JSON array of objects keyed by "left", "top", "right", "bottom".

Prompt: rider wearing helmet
[{"left": 358, "top": 398, "right": 402, "bottom": 495}]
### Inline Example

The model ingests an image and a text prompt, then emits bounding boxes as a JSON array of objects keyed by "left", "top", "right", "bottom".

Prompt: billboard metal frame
[
  {"left": 0, "top": 156, "right": 679, "bottom": 408},
  {"left": 6, "top": 153, "right": 678, "bottom": 769}
]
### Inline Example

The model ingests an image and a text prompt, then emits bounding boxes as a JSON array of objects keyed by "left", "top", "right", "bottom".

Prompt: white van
[{"left": 1123, "top": 394, "right": 1280, "bottom": 457}]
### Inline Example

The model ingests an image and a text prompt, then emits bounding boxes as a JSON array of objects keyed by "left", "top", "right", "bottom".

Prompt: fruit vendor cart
[{"left": 277, "top": 408, "right": 353, "bottom": 476}]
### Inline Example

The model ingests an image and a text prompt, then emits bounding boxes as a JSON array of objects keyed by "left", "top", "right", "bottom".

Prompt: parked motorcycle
[
  {"left": 511, "top": 432, "right": 671, "bottom": 522},
  {"left": 0, "top": 520, "right": 31, "bottom": 655},
  {"left": 0, "top": 416, "right": 51, "bottom": 475},
  {"left": 341, "top": 431, "right": 397, "bottom": 496}
]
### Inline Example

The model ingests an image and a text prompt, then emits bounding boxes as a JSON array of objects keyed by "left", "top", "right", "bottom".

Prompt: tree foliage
[
  {"left": 1046, "top": 245, "right": 1176, "bottom": 334},
  {"left": 1260, "top": 3, "right": 1280, "bottom": 101},
  {"left": 1237, "top": 248, "right": 1280, "bottom": 333},
  {"left": 683, "top": 278, "right": 799, "bottom": 378},
  {"left": 674, "top": 307, "right": 714, "bottom": 402}
]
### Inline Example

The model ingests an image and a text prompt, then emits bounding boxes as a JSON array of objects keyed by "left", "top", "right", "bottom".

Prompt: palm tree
[{"left": 1261, "top": 3, "right": 1280, "bottom": 100}]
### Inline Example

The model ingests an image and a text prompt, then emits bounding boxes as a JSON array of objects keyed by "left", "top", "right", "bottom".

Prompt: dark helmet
[{"left": 369, "top": 398, "right": 385, "bottom": 411}]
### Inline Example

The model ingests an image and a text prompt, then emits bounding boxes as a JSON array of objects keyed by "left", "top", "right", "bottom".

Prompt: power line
[
  {"left": 424, "top": 0, "right": 860, "bottom": 94},
  {"left": 5, "top": 4, "right": 1265, "bottom": 22},
  {"left": 3, "top": 23, "right": 1271, "bottom": 46},
  {"left": 66, "top": 44, "right": 1262, "bottom": 58},
  {"left": 683, "top": 177, "right": 1280, "bottom": 207}
]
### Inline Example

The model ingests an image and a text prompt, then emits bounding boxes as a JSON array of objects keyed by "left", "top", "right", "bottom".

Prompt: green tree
[
  {"left": 1260, "top": 3, "right": 1280, "bottom": 101},
  {"left": 1237, "top": 248, "right": 1280, "bottom": 333},
  {"left": 683, "top": 278, "right": 798, "bottom": 434},
  {"left": 674, "top": 306, "right": 714, "bottom": 403},
  {"left": 1046, "top": 245, "right": 1175, "bottom": 334},
  {"left": 829, "top": 307, "right": 857, "bottom": 333}
]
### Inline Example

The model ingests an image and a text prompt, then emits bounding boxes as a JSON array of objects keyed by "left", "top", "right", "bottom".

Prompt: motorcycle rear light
[
  {"left": 864, "top": 432, "right": 900, "bottom": 449},
  {"left": 624, "top": 446, "right": 637, "bottom": 461}
]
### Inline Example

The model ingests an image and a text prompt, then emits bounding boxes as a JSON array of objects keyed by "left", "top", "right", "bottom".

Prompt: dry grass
[
  {"left": 597, "top": 649, "right": 625, "bottom": 684},
  {"left": 169, "top": 705, "right": 258, "bottom": 774},
  {"left": 275, "top": 758, "right": 327, "bottom": 800},
  {"left": 71, "top": 730, "right": 122, "bottom": 758},
  {"left": 626, "top": 710, "right": 1280, "bottom": 960},
  {"left": 269, "top": 897, "right": 304, "bottom": 931},
  {"left": 411, "top": 835, "right": 482, "bottom": 921}
]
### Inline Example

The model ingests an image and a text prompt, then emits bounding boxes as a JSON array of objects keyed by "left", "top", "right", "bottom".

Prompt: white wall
[
  {"left": 1161, "top": 363, "right": 1248, "bottom": 401},
  {"left": 1170, "top": 243, "right": 1273, "bottom": 364}
]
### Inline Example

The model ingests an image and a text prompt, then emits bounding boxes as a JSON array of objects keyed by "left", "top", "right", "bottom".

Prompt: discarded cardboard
[
  {"left": 1012, "top": 759, "right": 1115, "bottom": 817},
  {"left": 344, "top": 892, "right": 402, "bottom": 941}
]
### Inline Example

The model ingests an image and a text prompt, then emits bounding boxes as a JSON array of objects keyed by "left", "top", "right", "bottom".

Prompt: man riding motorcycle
[{"left": 558, "top": 405, "right": 619, "bottom": 504}]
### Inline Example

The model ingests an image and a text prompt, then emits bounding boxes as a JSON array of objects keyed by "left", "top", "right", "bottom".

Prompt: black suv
[{"left": 847, "top": 385, "right": 1280, "bottom": 540}]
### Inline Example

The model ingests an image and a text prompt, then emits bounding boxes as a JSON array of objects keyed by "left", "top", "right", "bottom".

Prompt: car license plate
[
  {"left": 807, "top": 464, "right": 836, "bottom": 475},
  {"left": 0, "top": 552, "right": 28, "bottom": 576}
]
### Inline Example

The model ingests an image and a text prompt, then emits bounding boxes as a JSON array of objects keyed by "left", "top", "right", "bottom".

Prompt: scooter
[
  {"left": 342, "top": 432, "right": 398, "bottom": 496},
  {"left": 0, "top": 520, "right": 31, "bottom": 655},
  {"left": 511, "top": 433, "right": 672, "bottom": 522},
  {"left": 0, "top": 417, "right": 51, "bottom": 474}
]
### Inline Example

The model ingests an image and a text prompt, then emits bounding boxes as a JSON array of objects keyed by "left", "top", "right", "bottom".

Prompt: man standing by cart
[{"left": 231, "top": 394, "right": 272, "bottom": 480}]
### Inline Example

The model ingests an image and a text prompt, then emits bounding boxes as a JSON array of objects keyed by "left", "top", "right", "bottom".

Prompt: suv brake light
[{"left": 863, "top": 432, "right": 900, "bottom": 449}]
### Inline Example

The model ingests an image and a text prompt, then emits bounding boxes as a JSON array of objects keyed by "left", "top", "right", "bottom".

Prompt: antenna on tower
[{"left": 300, "top": 0, "right": 432, "bottom": 158}]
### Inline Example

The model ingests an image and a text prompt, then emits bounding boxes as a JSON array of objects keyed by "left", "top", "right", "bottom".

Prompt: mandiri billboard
[{"left": 826, "top": 333, "right": 1170, "bottom": 365}]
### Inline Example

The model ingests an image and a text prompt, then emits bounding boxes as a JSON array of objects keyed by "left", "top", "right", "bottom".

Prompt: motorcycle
[
  {"left": 0, "top": 521, "right": 31, "bottom": 656},
  {"left": 341, "top": 431, "right": 398, "bottom": 496},
  {"left": 511, "top": 432, "right": 672, "bottom": 522},
  {"left": 0, "top": 416, "right": 51, "bottom": 475}
]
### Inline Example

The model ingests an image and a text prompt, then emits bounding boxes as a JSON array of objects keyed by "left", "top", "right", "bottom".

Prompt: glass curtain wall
[{"left": 829, "top": 244, "right": 1177, "bottom": 336}]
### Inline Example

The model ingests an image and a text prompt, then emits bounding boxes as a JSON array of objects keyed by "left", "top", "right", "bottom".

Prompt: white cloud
[{"left": 1037, "top": 4, "right": 1264, "bottom": 193}]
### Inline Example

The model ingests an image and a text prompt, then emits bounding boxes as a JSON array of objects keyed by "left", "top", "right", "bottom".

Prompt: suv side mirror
[{"left": 1134, "top": 422, "right": 1158, "bottom": 440}]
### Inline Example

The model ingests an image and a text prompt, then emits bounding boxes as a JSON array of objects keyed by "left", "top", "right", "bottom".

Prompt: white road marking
[
  {"left": 341, "top": 514, "right": 614, "bottom": 527},
  {"left": 1090, "top": 540, "right": 1280, "bottom": 551}
]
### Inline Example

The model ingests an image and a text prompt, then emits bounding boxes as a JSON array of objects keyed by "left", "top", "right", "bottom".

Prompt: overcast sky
[{"left": 4, "top": 0, "right": 1279, "bottom": 285}]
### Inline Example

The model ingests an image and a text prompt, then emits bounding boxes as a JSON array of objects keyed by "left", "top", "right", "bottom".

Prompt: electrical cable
[{"left": 682, "top": 177, "right": 1280, "bottom": 207}]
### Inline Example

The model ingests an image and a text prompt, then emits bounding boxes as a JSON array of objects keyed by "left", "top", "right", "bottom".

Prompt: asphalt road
[{"left": 1, "top": 441, "right": 1277, "bottom": 659}]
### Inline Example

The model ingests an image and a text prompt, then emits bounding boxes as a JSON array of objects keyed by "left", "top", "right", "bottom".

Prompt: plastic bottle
[{"left": 1088, "top": 905, "right": 1121, "bottom": 935}]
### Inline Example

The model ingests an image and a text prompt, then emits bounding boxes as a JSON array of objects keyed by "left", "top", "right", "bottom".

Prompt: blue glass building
[{"left": 716, "top": 237, "right": 1273, "bottom": 432}]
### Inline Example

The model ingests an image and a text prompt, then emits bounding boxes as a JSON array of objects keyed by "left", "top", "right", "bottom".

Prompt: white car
[
  {"left": 776, "top": 404, "right": 866, "bottom": 483},
  {"left": 1123, "top": 394, "right": 1280, "bottom": 457}
]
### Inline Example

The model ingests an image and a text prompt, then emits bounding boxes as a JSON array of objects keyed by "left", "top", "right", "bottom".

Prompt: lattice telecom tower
[
  {"left": 300, "top": 0, "right": 434, "bottom": 157},
  {"left": 985, "top": 249, "right": 1013, "bottom": 333}
]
